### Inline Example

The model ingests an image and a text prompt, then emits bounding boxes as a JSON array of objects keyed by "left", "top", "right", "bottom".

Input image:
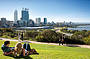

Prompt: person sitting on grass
[
  {"left": 1, "top": 41, "right": 14, "bottom": 56},
  {"left": 1, "top": 41, "right": 27, "bottom": 57},
  {"left": 1, "top": 41, "right": 38, "bottom": 57},
  {"left": 23, "top": 42, "right": 39, "bottom": 55},
  {"left": 14, "top": 42, "right": 27, "bottom": 57}
]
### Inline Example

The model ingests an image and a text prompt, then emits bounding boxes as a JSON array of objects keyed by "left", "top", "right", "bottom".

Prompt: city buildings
[
  {"left": 14, "top": 8, "right": 30, "bottom": 27},
  {"left": 27, "top": 19, "right": 34, "bottom": 27},
  {"left": 21, "top": 8, "right": 29, "bottom": 21},
  {"left": 21, "top": 8, "right": 29, "bottom": 27},
  {"left": 7, "top": 21, "right": 14, "bottom": 27},
  {"left": 1, "top": 18, "right": 7, "bottom": 28},
  {"left": 36, "top": 18, "right": 41, "bottom": 26},
  {"left": 0, "top": 18, "right": 13, "bottom": 28},
  {"left": 14, "top": 10, "right": 18, "bottom": 24},
  {"left": 44, "top": 18, "right": 47, "bottom": 25},
  {"left": 0, "top": 8, "right": 49, "bottom": 28}
]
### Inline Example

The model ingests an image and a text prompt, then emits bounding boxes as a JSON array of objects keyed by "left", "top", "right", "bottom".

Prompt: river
[{"left": 68, "top": 25, "right": 90, "bottom": 31}]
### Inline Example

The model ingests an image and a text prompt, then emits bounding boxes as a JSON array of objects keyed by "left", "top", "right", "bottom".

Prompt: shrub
[
  {"left": 35, "top": 35, "right": 44, "bottom": 42},
  {"left": 83, "top": 36, "right": 90, "bottom": 45},
  {"left": 36, "top": 30, "right": 60, "bottom": 43},
  {"left": 2, "top": 35, "right": 11, "bottom": 39},
  {"left": 24, "top": 31, "right": 39, "bottom": 39}
]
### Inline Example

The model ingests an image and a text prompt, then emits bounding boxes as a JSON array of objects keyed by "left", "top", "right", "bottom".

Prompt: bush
[
  {"left": 24, "top": 31, "right": 39, "bottom": 39},
  {"left": 13, "top": 37, "right": 18, "bottom": 40},
  {"left": 23, "top": 37, "right": 30, "bottom": 40},
  {"left": 2, "top": 35, "right": 11, "bottom": 39},
  {"left": 83, "top": 36, "right": 90, "bottom": 45},
  {"left": 35, "top": 35, "right": 44, "bottom": 42},
  {"left": 35, "top": 30, "right": 60, "bottom": 43},
  {"left": 65, "top": 30, "right": 90, "bottom": 44}
]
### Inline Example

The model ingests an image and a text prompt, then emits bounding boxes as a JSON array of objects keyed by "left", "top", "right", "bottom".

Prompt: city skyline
[{"left": 0, "top": 0, "right": 90, "bottom": 23}]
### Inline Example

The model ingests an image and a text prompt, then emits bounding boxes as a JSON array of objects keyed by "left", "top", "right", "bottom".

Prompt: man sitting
[
  {"left": 1, "top": 41, "right": 14, "bottom": 55},
  {"left": 23, "top": 42, "right": 39, "bottom": 55}
]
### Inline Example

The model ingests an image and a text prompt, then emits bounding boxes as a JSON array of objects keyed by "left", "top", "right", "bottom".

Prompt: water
[
  {"left": 17, "top": 26, "right": 54, "bottom": 30},
  {"left": 68, "top": 25, "right": 90, "bottom": 31}
]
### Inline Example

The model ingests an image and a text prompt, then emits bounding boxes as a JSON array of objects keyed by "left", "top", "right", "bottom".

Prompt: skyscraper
[
  {"left": 14, "top": 10, "right": 18, "bottom": 24},
  {"left": 44, "top": 18, "right": 47, "bottom": 24},
  {"left": 21, "top": 8, "right": 29, "bottom": 21},
  {"left": 1, "top": 18, "right": 7, "bottom": 27},
  {"left": 36, "top": 18, "right": 41, "bottom": 26}
]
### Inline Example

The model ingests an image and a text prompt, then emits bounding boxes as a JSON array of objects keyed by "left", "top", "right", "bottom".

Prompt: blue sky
[{"left": 0, "top": 0, "right": 90, "bottom": 23}]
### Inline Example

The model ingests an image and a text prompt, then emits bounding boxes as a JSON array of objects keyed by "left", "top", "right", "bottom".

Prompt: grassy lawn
[{"left": 0, "top": 40, "right": 90, "bottom": 59}]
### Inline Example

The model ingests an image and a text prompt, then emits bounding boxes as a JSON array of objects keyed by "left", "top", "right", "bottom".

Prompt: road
[{"left": 55, "top": 28, "right": 73, "bottom": 36}]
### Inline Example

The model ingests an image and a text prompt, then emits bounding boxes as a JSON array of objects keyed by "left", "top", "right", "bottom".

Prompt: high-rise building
[
  {"left": 14, "top": 10, "right": 18, "bottom": 24},
  {"left": 44, "top": 18, "right": 47, "bottom": 24},
  {"left": 1, "top": 18, "right": 8, "bottom": 28},
  {"left": 21, "top": 8, "right": 29, "bottom": 21},
  {"left": 36, "top": 18, "right": 41, "bottom": 26}
]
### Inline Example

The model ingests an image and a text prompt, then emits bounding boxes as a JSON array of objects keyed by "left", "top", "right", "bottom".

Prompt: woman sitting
[{"left": 14, "top": 42, "right": 27, "bottom": 56}]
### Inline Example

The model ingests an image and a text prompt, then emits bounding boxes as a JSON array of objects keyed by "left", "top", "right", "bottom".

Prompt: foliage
[
  {"left": 0, "top": 28, "right": 90, "bottom": 45},
  {"left": 1, "top": 35, "right": 11, "bottom": 39},
  {"left": 35, "top": 30, "right": 61, "bottom": 42},
  {"left": 35, "top": 35, "right": 44, "bottom": 42},
  {"left": 83, "top": 36, "right": 90, "bottom": 45},
  {"left": 0, "top": 28, "right": 18, "bottom": 39},
  {"left": 24, "top": 30, "right": 39, "bottom": 39},
  {"left": 65, "top": 30, "right": 90, "bottom": 44}
]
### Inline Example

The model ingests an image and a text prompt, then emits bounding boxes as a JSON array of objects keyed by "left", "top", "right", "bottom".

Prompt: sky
[{"left": 0, "top": 0, "right": 90, "bottom": 23}]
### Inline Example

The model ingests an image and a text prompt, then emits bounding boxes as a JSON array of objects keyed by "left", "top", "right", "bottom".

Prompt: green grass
[{"left": 0, "top": 40, "right": 90, "bottom": 59}]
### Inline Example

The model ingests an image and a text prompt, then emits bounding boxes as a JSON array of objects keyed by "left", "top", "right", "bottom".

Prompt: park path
[{"left": 0, "top": 37, "right": 90, "bottom": 49}]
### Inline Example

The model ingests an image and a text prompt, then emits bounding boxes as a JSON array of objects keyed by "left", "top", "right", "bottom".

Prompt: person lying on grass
[
  {"left": 14, "top": 42, "right": 28, "bottom": 57},
  {"left": 1, "top": 41, "right": 15, "bottom": 56},
  {"left": 1, "top": 41, "right": 38, "bottom": 57},
  {"left": 14, "top": 42, "right": 39, "bottom": 56},
  {"left": 23, "top": 42, "right": 39, "bottom": 55},
  {"left": 1, "top": 41, "right": 26, "bottom": 57},
  {"left": 1, "top": 41, "right": 27, "bottom": 57}
]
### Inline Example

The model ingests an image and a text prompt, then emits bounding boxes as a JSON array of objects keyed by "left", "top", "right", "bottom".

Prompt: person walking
[
  {"left": 61, "top": 34, "right": 64, "bottom": 45},
  {"left": 61, "top": 39, "right": 64, "bottom": 45},
  {"left": 21, "top": 32, "right": 24, "bottom": 41},
  {"left": 18, "top": 33, "right": 21, "bottom": 42},
  {"left": 59, "top": 38, "right": 61, "bottom": 46}
]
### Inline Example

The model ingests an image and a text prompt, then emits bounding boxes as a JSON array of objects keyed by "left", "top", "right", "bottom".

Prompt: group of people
[
  {"left": 59, "top": 38, "right": 64, "bottom": 45},
  {"left": 58, "top": 34, "right": 65, "bottom": 46},
  {"left": 1, "top": 32, "right": 38, "bottom": 57},
  {"left": 1, "top": 41, "right": 38, "bottom": 57}
]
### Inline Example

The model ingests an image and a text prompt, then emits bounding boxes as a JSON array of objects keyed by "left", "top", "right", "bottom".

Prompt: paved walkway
[{"left": 0, "top": 37, "right": 90, "bottom": 49}]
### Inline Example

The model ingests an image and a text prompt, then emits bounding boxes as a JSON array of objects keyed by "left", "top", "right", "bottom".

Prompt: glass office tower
[
  {"left": 44, "top": 18, "right": 47, "bottom": 24},
  {"left": 21, "top": 8, "right": 29, "bottom": 21}
]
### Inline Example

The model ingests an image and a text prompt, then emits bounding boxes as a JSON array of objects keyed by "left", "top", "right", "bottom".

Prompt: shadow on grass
[
  {"left": 14, "top": 56, "right": 33, "bottom": 59},
  {"left": 65, "top": 44, "right": 79, "bottom": 47},
  {"left": 6, "top": 55, "right": 33, "bottom": 59}
]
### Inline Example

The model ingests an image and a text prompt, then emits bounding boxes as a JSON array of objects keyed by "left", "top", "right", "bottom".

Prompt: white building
[
  {"left": 36, "top": 18, "right": 41, "bottom": 26},
  {"left": 14, "top": 10, "right": 18, "bottom": 24}
]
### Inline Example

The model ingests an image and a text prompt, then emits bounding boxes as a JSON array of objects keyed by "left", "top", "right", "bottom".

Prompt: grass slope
[{"left": 0, "top": 40, "right": 90, "bottom": 59}]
